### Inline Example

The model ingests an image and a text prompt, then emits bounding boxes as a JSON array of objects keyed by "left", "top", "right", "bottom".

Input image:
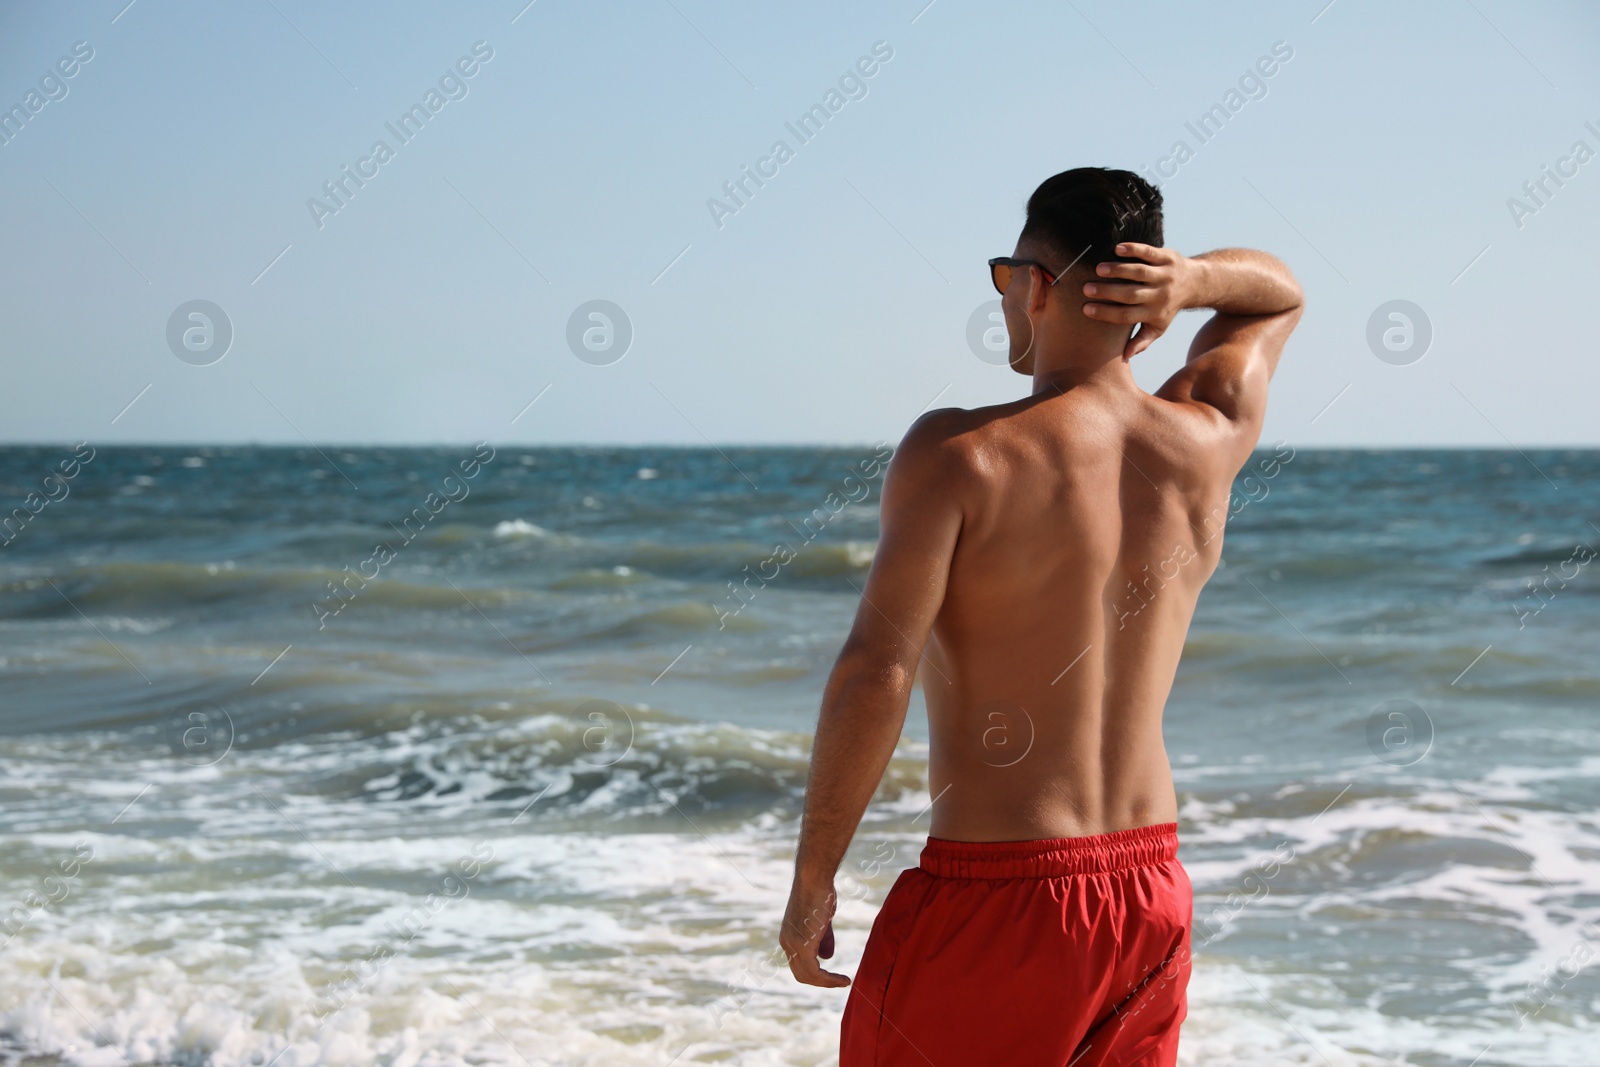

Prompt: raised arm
[
  {"left": 1083, "top": 244, "right": 1303, "bottom": 454},
  {"left": 779, "top": 414, "right": 965, "bottom": 987}
]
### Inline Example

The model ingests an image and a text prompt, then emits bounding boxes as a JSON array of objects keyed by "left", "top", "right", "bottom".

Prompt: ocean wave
[
  {"left": 355, "top": 712, "right": 824, "bottom": 826},
  {"left": 550, "top": 566, "right": 652, "bottom": 590},
  {"left": 589, "top": 602, "right": 762, "bottom": 641},
  {"left": 4, "top": 708, "right": 1600, "bottom": 1065},
  {"left": 0, "top": 702, "right": 934, "bottom": 833},
  {"left": 617, "top": 539, "right": 876, "bottom": 582},
  {"left": 4, "top": 781, "right": 1599, "bottom": 1067},
  {"left": 784, "top": 540, "right": 876, "bottom": 577},
  {"left": 0, "top": 826, "right": 861, "bottom": 1067},
  {"left": 0, "top": 562, "right": 529, "bottom": 620},
  {"left": 1480, "top": 542, "right": 1597, "bottom": 568},
  {"left": 493, "top": 518, "right": 549, "bottom": 539}
]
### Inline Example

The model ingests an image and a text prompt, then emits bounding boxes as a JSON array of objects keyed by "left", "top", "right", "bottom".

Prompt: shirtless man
[{"left": 778, "top": 167, "right": 1303, "bottom": 1066}]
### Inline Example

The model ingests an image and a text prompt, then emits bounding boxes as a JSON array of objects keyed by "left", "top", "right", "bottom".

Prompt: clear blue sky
[{"left": 1, "top": 0, "right": 1597, "bottom": 446}]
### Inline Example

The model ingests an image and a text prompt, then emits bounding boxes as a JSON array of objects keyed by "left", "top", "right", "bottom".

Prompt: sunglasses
[{"left": 988, "top": 257, "right": 1067, "bottom": 296}]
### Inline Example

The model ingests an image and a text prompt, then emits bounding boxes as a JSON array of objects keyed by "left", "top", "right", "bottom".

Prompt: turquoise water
[{"left": 0, "top": 444, "right": 1597, "bottom": 1066}]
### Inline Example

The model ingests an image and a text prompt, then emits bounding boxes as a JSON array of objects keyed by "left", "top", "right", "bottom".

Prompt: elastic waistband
[{"left": 919, "top": 822, "right": 1179, "bottom": 879}]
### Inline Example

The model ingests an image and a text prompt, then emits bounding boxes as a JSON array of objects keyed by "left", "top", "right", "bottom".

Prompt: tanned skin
[{"left": 779, "top": 239, "right": 1304, "bottom": 987}]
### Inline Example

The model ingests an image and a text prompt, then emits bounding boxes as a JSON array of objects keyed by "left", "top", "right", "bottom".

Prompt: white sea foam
[
  {"left": 5, "top": 813, "right": 1600, "bottom": 1067},
  {"left": 491, "top": 519, "right": 548, "bottom": 538},
  {"left": 4, "top": 716, "right": 1600, "bottom": 1064}
]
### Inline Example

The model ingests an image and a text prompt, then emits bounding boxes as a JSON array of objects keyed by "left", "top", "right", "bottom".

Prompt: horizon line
[{"left": 3, "top": 441, "right": 1599, "bottom": 452}]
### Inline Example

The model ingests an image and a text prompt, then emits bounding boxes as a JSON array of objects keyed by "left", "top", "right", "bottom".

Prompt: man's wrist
[
  {"left": 1178, "top": 253, "right": 1213, "bottom": 311},
  {"left": 793, "top": 860, "right": 837, "bottom": 891}
]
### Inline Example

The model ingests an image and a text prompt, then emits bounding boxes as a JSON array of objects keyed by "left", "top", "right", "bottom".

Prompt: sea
[{"left": 0, "top": 443, "right": 1597, "bottom": 1067}]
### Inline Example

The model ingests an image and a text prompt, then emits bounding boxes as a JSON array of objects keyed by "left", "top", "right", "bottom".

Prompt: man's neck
[{"left": 1030, "top": 341, "right": 1137, "bottom": 396}]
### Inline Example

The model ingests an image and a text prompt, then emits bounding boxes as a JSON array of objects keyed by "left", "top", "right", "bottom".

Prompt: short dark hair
[{"left": 1020, "top": 167, "right": 1163, "bottom": 274}]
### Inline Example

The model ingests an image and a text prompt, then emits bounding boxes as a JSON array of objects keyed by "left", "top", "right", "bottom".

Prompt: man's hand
[
  {"left": 1080, "top": 243, "right": 1195, "bottom": 358},
  {"left": 780, "top": 877, "right": 850, "bottom": 988}
]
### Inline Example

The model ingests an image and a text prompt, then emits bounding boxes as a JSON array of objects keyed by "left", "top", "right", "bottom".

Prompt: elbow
[
  {"left": 1251, "top": 249, "right": 1303, "bottom": 315},
  {"left": 1278, "top": 260, "right": 1305, "bottom": 313},
  {"left": 832, "top": 639, "right": 917, "bottom": 696}
]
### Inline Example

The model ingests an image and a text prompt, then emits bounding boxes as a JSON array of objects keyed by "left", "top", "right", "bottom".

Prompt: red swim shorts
[{"left": 839, "top": 822, "right": 1192, "bottom": 1067}]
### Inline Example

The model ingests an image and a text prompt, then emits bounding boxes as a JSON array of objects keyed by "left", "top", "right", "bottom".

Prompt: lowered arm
[{"left": 779, "top": 413, "right": 965, "bottom": 987}]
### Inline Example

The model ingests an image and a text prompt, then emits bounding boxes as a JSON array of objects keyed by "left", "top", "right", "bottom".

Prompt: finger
[
  {"left": 1082, "top": 282, "right": 1157, "bottom": 305},
  {"left": 819, "top": 920, "right": 836, "bottom": 960},
  {"left": 1125, "top": 323, "right": 1165, "bottom": 358},
  {"left": 796, "top": 968, "right": 852, "bottom": 988},
  {"left": 1125, "top": 324, "right": 1152, "bottom": 358},
  {"left": 1095, "top": 261, "right": 1158, "bottom": 282},
  {"left": 786, "top": 946, "right": 852, "bottom": 987},
  {"left": 1082, "top": 302, "right": 1143, "bottom": 325},
  {"left": 1113, "top": 242, "right": 1171, "bottom": 265}
]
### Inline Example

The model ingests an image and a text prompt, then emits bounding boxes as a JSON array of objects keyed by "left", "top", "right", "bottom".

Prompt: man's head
[
  {"left": 999, "top": 167, "right": 1164, "bottom": 375},
  {"left": 1021, "top": 167, "right": 1163, "bottom": 274}
]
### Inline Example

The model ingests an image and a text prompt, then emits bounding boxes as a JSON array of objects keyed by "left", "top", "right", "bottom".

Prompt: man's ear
[{"left": 1025, "top": 267, "right": 1052, "bottom": 315}]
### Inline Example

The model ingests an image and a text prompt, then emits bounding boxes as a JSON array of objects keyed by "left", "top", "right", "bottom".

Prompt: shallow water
[{"left": 1, "top": 445, "right": 1597, "bottom": 1066}]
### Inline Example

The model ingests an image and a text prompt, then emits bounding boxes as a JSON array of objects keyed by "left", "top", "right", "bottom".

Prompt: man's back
[{"left": 923, "top": 382, "right": 1232, "bottom": 841}]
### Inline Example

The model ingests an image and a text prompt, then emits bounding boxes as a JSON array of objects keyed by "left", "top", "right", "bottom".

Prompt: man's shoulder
[
  {"left": 900, "top": 397, "right": 1034, "bottom": 450},
  {"left": 883, "top": 404, "right": 1009, "bottom": 496},
  {"left": 895, "top": 402, "right": 1014, "bottom": 468},
  {"left": 888, "top": 400, "right": 1051, "bottom": 507}
]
